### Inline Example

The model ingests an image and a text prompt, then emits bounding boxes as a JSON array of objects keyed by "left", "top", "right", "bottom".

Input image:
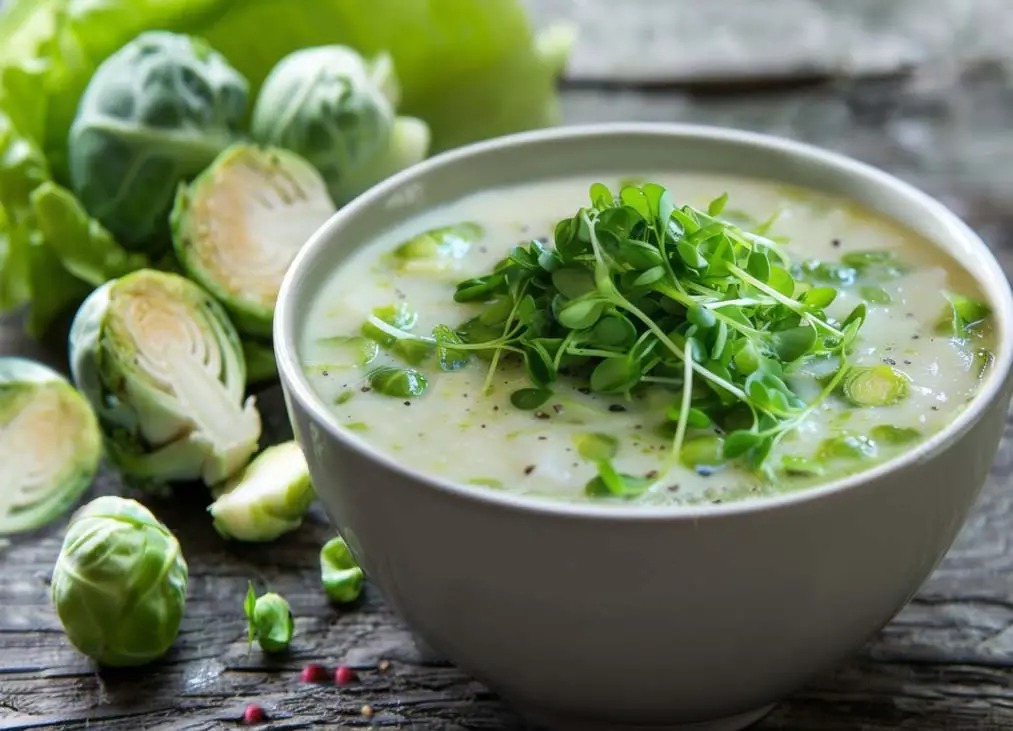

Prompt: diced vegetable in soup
[{"left": 299, "top": 174, "right": 996, "bottom": 506}]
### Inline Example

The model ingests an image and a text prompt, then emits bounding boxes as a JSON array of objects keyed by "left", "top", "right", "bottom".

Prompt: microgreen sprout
[{"left": 427, "top": 182, "right": 870, "bottom": 495}]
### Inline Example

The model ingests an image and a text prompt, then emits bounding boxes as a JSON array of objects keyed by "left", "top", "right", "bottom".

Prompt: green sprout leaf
[
  {"left": 320, "top": 536, "right": 365, "bottom": 604},
  {"left": 936, "top": 291, "right": 991, "bottom": 338},
  {"left": 368, "top": 366, "right": 428, "bottom": 398}
]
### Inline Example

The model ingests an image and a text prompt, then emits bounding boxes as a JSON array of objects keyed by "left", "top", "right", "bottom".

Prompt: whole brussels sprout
[
  {"left": 250, "top": 46, "right": 430, "bottom": 205},
  {"left": 68, "top": 31, "right": 249, "bottom": 254},
  {"left": 170, "top": 144, "right": 337, "bottom": 337},
  {"left": 0, "top": 358, "right": 103, "bottom": 535},
  {"left": 51, "top": 496, "right": 189, "bottom": 666},
  {"left": 68, "top": 269, "right": 262, "bottom": 490}
]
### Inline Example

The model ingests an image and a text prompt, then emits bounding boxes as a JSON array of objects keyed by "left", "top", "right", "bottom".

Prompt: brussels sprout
[
  {"left": 244, "top": 583, "right": 293, "bottom": 653},
  {"left": 209, "top": 441, "right": 314, "bottom": 542},
  {"left": 51, "top": 496, "right": 188, "bottom": 666},
  {"left": 0, "top": 358, "right": 103, "bottom": 535},
  {"left": 250, "top": 46, "right": 430, "bottom": 204},
  {"left": 68, "top": 269, "right": 262, "bottom": 490},
  {"left": 320, "top": 535, "right": 365, "bottom": 604},
  {"left": 67, "top": 31, "right": 249, "bottom": 253},
  {"left": 840, "top": 365, "right": 910, "bottom": 407},
  {"left": 171, "top": 144, "right": 337, "bottom": 337}
]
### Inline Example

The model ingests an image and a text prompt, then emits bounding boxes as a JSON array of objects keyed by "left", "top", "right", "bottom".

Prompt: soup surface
[{"left": 299, "top": 173, "right": 996, "bottom": 506}]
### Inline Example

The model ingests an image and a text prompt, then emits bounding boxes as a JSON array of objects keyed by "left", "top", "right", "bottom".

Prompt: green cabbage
[{"left": 0, "top": 0, "right": 572, "bottom": 337}]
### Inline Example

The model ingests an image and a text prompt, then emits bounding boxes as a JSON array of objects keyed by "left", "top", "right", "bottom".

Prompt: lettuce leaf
[{"left": 0, "top": 0, "right": 572, "bottom": 335}]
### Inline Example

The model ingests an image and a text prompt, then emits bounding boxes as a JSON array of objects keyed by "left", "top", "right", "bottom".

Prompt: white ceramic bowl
[{"left": 275, "top": 124, "right": 1013, "bottom": 731}]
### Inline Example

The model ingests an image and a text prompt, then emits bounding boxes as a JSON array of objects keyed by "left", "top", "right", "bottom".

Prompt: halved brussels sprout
[
  {"left": 171, "top": 144, "right": 337, "bottom": 337},
  {"left": 68, "top": 269, "right": 262, "bottom": 490},
  {"left": 0, "top": 358, "right": 103, "bottom": 535},
  {"left": 250, "top": 46, "right": 430, "bottom": 205},
  {"left": 209, "top": 441, "right": 314, "bottom": 542},
  {"left": 67, "top": 31, "right": 248, "bottom": 253},
  {"left": 51, "top": 496, "right": 188, "bottom": 666},
  {"left": 841, "top": 365, "right": 910, "bottom": 407}
]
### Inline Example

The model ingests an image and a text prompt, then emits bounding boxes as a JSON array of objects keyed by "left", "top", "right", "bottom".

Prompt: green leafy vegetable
[
  {"left": 320, "top": 535, "right": 365, "bottom": 604},
  {"left": 868, "top": 424, "right": 922, "bottom": 445},
  {"left": 209, "top": 442, "right": 315, "bottom": 543},
  {"left": 315, "top": 336, "right": 379, "bottom": 369},
  {"left": 0, "top": 357, "right": 103, "bottom": 535},
  {"left": 68, "top": 269, "right": 262, "bottom": 490},
  {"left": 51, "top": 496, "right": 188, "bottom": 666},
  {"left": 936, "top": 291, "right": 991, "bottom": 338},
  {"left": 68, "top": 31, "right": 249, "bottom": 253},
  {"left": 171, "top": 144, "right": 337, "bottom": 338},
  {"left": 840, "top": 365, "right": 910, "bottom": 407},
  {"left": 816, "top": 433, "right": 878, "bottom": 461},
  {"left": 368, "top": 366, "right": 428, "bottom": 399},
  {"left": 435, "top": 181, "right": 866, "bottom": 491},
  {"left": 388, "top": 222, "right": 483, "bottom": 273},
  {"left": 244, "top": 583, "right": 293, "bottom": 653}
]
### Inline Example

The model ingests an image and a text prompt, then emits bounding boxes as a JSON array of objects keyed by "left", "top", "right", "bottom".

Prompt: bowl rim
[{"left": 274, "top": 122, "right": 1013, "bottom": 521}]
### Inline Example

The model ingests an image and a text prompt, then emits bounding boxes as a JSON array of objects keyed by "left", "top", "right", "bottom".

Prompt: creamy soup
[{"left": 299, "top": 173, "right": 996, "bottom": 506}]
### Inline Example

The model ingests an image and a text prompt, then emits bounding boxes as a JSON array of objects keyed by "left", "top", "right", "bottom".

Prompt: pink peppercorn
[
  {"left": 300, "top": 663, "right": 329, "bottom": 683},
  {"left": 335, "top": 665, "right": 356, "bottom": 685},
  {"left": 243, "top": 704, "right": 265, "bottom": 724}
]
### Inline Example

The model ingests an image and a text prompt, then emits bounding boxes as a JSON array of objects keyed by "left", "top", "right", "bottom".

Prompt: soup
[{"left": 299, "top": 173, "right": 996, "bottom": 506}]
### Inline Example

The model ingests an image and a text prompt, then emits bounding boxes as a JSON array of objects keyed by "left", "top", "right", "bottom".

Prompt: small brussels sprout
[
  {"left": 51, "top": 496, "right": 188, "bottom": 666},
  {"left": 209, "top": 441, "right": 314, "bottom": 542},
  {"left": 244, "top": 583, "right": 293, "bottom": 653},
  {"left": 0, "top": 358, "right": 103, "bottom": 535},
  {"left": 250, "top": 46, "right": 430, "bottom": 205},
  {"left": 841, "top": 365, "right": 910, "bottom": 408},
  {"left": 68, "top": 31, "right": 248, "bottom": 253},
  {"left": 68, "top": 269, "right": 262, "bottom": 490},
  {"left": 320, "top": 536, "right": 365, "bottom": 604},
  {"left": 171, "top": 144, "right": 337, "bottom": 337}
]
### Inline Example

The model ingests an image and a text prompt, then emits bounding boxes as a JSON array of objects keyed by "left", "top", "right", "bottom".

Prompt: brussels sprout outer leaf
[
  {"left": 209, "top": 441, "right": 314, "bottom": 542},
  {"left": 67, "top": 31, "right": 249, "bottom": 253},
  {"left": 171, "top": 144, "right": 337, "bottom": 338},
  {"left": 50, "top": 496, "right": 188, "bottom": 666},
  {"left": 320, "top": 535, "right": 365, "bottom": 604},
  {"left": 251, "top": 591, "right": 294, "bottom": 653},
  {"left": 68, "top": 269, "right": 261, "bottom": 489},
  {"left": 0, "top": 358, "right": 103, "bottom": 534}
]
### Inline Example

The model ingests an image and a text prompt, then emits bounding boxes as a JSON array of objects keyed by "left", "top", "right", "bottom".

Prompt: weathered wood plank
[
  {"left": 4, "top": 75, "right": 1013, "bottom": 730},
  {"left": 530, "top": 0, "right": 1013, "bottom": 84}
]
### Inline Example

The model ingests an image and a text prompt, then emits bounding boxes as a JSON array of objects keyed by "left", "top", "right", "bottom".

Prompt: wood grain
[{"left": 4, "top": 30, "right": 1013, "bottom": 731}]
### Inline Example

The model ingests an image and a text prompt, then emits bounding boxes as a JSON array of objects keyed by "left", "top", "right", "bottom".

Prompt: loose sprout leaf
[
  {"left": 840, "top": 365, "right": 910, "bottom": 407},
  {"left": 859, "top": 286, "right": 893, "bottom": 305},
  {"left": 510, "top": 387, "right": 552, "bottom": 410},
  {"left": 362, "top": 302, "right": 419, "bottom": 346},
  {"left": 816, "top": 433, "right": 878, "bottom": 461},
  {"left": 572, "top": 432, "right": 619, "bottom": 462},
  {"left": 244, "top": 583, "right": 257, "bottom": 646},
  {"left": 320, "top": 536, "right": 365, "bottom": 604},
  {"left": 316, "top": 336, "right": 380, "bottom": 368},
  {"left": 433, "top": 325, "right": 471, "bottom": 371},
  {"left": 368, "top": 366, "right": 428, "bottom": 398},
  {"left": 936, "top": 291, "right": 991, "bottom": 338},
  {"left": 781, "top": 456, "right": 824, "bottom": 476},
  {"left": 389, "top": 222, "right": 482, "bottom": 272},
  {"left": 679, "top": 436, "right": 726, "bottom": 470},
  {"left": 868, "top": 424, "right": 922, "bottom": 445}
]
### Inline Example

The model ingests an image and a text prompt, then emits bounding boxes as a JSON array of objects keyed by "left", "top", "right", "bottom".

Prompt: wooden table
[{"left": 4, "top": 3, "right": 1013, "bottom": 729}]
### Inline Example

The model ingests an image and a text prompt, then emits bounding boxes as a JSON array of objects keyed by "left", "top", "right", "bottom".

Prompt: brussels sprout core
[
  {"left": 51, "top": 496, "right": 188, "bottom": 666},
  {"left": 172, "top": 144, "right": 337, "bottom": 337},
  {"left": 67, "top": 31, "right": 249, "bottom": 252},
  {"left": 841, "top": 365, "right": 910, "bottom": 408},
  {"left": 209, "top": 441, "right": 314, "bottom": 542},
  {"left": 69, "top": 269, "right": 261, "bottom": 489},
  {"left": 0, "top": 358, "right": 102, "bottom": 535}
]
